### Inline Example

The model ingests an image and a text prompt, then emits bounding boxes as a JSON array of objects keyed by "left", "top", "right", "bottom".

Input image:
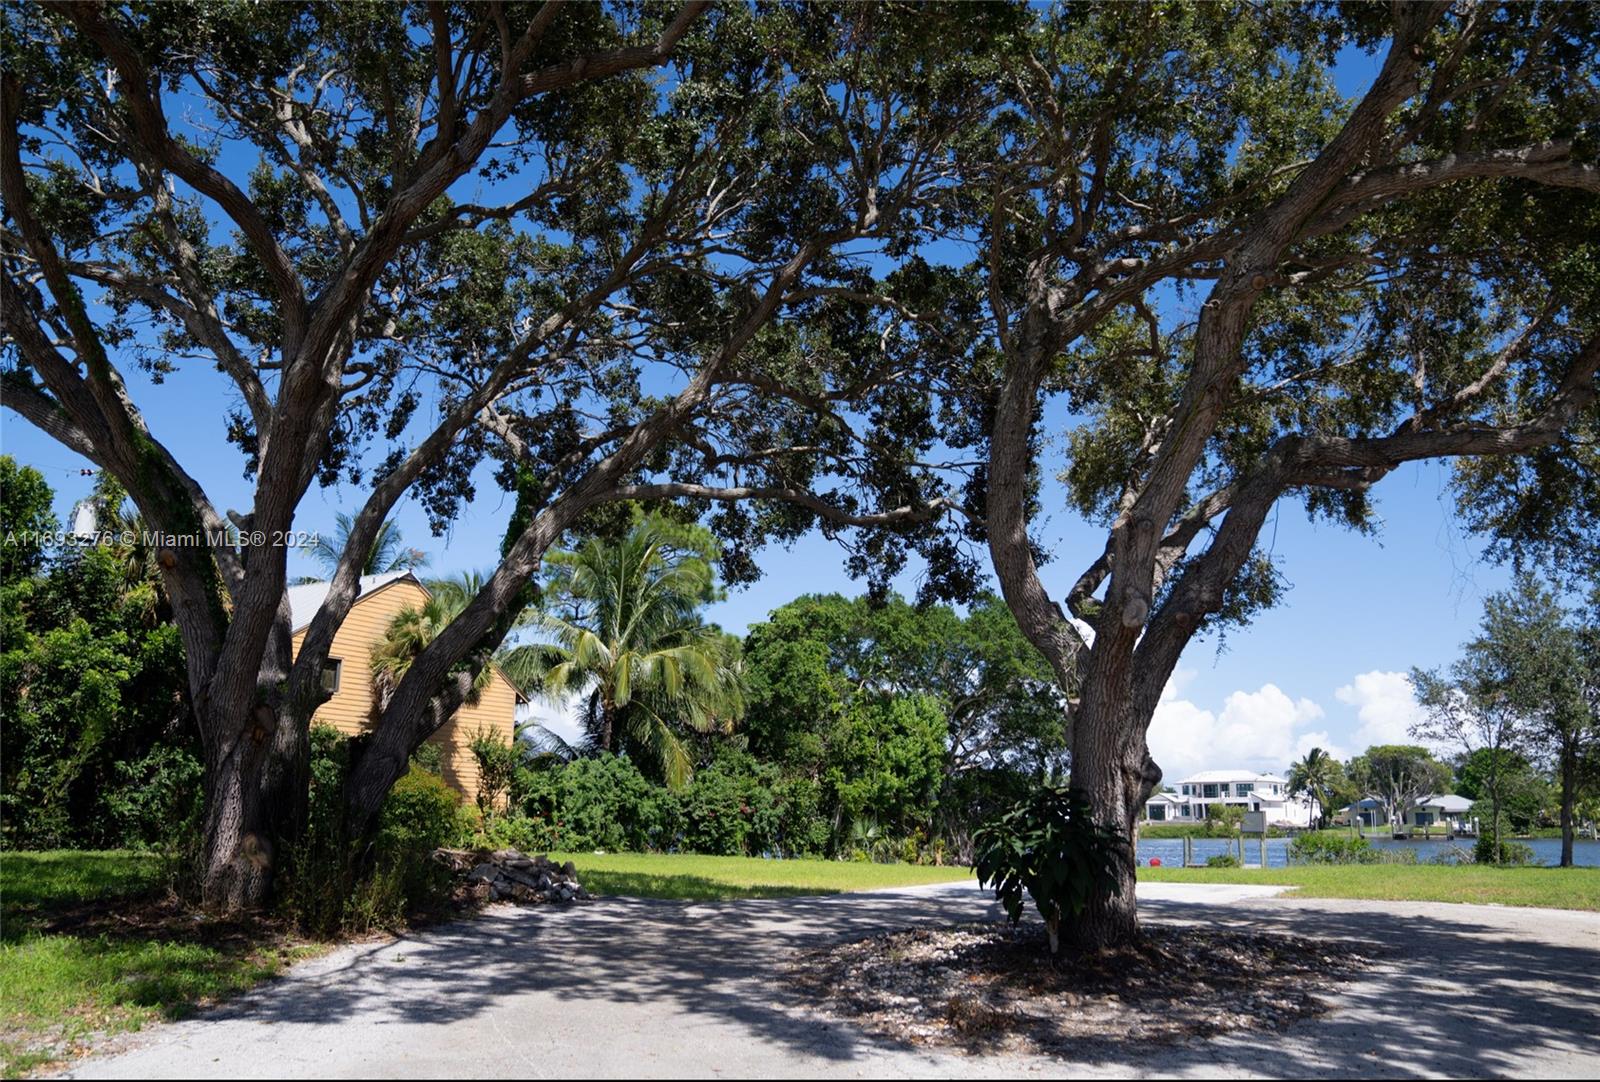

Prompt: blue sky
[
  {"left": 1, "top": 391, "right": 1503, "bottom": 778},
  {"left": 2, "top": 34, "right": 1502, "bottom": 779}
]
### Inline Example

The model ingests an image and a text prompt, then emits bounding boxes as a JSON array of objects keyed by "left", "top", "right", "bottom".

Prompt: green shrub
[
  {"left": 520, "top": 754, "right": 670, "bottom": 852},
  {"left": 973, "top": 785, "right": 1131, "bottom": 954},
  {"left": 473, "top": 812, "right": 546, "bottom": 852},
  {"left": 1203, "top": 803, "right": 1245, "bottom": 837},
  {"left": 1290, "top": 833, "right": 1380, "bottom": 865},
  {"left": 1474, "top": 833, "right": 1537, "bottom": 866},
  {"left": 1205, "top": 854, "right": 1242, "bottom": 868},
  {"left": 103, "top": 744, "right": 203, "bottom": 850},
  {"left": 278, "top": 727, "right": 467, "bottom": 934},
  {"left": 469, "top": 734, "right": 520, "bottom": 811}
]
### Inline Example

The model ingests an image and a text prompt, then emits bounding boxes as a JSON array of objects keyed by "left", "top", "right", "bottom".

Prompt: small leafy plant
[{"left": 973, "top": 785, "right": 1131, "bottom": 954}]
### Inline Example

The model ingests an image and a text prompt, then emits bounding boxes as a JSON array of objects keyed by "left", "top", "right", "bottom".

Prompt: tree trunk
[
  {"left": 1063, "top": 686, "right": 1159, "bottom": 949},
  {"left": 600, "top": 698, "right": 617, "bottom": 755},
  {"left": 1559, "top": 740, "right": 1576, "bottom": 868},
  {"left": 195, "top": 700, "right": 307, "bottom": 910},
  {"left": 342, "top": 712, "right": 418, "bottom": 848}
]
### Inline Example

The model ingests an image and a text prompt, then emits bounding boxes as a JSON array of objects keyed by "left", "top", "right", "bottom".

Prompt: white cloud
[
  {"left": 1147, "top": 673, "right": 1337, "bottom": 782},
  {"left": 1335, "top": 670, "right": 1427, "bottom": 750}
]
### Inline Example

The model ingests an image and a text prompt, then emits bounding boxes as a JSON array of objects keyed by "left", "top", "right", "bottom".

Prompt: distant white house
[
  {"left": 1339, "top": 793, "right": 1476, "bottom": 835},
  {"left": 1142, "top": 770, "right": 1315, "bottom": 828}
]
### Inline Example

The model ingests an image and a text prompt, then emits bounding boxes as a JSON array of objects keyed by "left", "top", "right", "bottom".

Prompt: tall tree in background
[
  {"left": 2, "top": 3, "right": 998, "bottom": 906},
  {"left": 1287, "top": 747, "right": 1344, "bottom": 829},
  {"left": 1422, "top": 574, "right": 1595, "bottom": 866},
  {"left": 741, "top": 591, "right": 1065, "bottom": 851},
  {"left": 1348, "top": 745, "right": 1452, "bottom": 833}
]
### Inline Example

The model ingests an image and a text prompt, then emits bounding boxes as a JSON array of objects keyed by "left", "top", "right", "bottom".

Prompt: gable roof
[
  {"left": 288, "top": 570, "right": 418, "bottom": 632},
  {"left": 289, "top": 570, "right": 529, "bottom": 704},
  {"left": 1418, "top": 794, "right": 1474, "bottom": 813}
]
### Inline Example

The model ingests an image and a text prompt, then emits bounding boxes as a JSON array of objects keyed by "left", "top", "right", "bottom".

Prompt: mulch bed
[
  {"left": 22, "top": 888, "right": 309, "bottom": 953},
  {"left": 791, "top": 921, "right": 1376, "bottom": 1054}
]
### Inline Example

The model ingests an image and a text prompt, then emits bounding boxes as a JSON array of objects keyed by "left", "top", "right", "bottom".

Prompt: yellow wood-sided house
[{"left": 287, "top": 571, "right": 521, "bottom": 802}]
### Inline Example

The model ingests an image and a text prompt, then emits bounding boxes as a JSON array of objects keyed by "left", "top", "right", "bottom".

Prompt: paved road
[{"left": 66, "top": 881, "right": 1600, "bottom": 1079}]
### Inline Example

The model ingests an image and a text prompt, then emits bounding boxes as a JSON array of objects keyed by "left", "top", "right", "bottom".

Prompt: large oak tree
[
  {"left": 934, "top": 2, "right": 1599, "bottom": 945},
  {"left": 1, "top": 1, "right": 996, "bottom": 908}
]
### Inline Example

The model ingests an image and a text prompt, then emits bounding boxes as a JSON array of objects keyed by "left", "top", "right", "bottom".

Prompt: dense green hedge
[{"left": 479, "top": 750, "right": 840, "bottom": 859}]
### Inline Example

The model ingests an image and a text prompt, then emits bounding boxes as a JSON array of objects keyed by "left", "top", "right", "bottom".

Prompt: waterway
[{"left": 1135, "top": 835, "right": 1600, "bottom": 869}]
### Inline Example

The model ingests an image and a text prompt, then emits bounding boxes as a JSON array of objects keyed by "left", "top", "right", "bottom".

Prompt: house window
[
  {"left": 1203, "top": 784, "right": 1220, "bottom": 798},
  {"left": 1415, "top": 811, "right": 1434, "bottom": 827},
  {"left": 321, "top": 658, "right": 342, "bottom": 694},
  {"left": 1236, "top": 783, "right": 1254, "bottom": 795},
  {"left": 1148, "top": 804, "right": 1167, "bottom": 821}
]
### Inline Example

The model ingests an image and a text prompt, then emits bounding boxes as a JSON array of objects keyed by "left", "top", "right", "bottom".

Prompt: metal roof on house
[
  {"left": 1418, "top": 794, "right": 1474, "bottom": 813},
  {"left": 287, "top": 570, "right": 417, "bottom": 632}
]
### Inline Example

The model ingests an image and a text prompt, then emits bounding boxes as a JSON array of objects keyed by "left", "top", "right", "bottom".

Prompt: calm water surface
[{"left": 1135, "top": 835, "right": 1600, "bottom": 868}]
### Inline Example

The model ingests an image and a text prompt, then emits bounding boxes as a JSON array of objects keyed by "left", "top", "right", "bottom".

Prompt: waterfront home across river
[{"left": 1142, "top": 770, "right": 1316, "bottom": 828}]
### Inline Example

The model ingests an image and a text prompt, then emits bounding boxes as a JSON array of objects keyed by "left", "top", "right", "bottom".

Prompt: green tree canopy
[
  {"left": 1348, "top": 745, "right": 1452, "bottom": 829},
  {"left": 0, "top": 456, "right": 57, "bottom": 581},
  {"left": 1, "top": 461, "right": 196, "bottom": 849}
]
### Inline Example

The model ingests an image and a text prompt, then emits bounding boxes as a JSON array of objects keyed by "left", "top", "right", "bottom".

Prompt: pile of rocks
[{"left": 434, "top": 848, "right": 590, "bottom": 906}]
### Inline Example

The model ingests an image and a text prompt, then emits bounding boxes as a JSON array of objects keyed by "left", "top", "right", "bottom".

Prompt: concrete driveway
[{"left": 66, "top": 880, "right": 1600, "bottom": 1079}]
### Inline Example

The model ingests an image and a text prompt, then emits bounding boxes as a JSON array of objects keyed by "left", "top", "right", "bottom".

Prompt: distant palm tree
[
  {"left": 311, "top": 513, "right": 429, "bottom": 578},
  {"left": 506, "top": 516, "right": 743, "bottom": 787},
  {"left": 1289, "top": 747, "right": 1340, "bottom": 829}
]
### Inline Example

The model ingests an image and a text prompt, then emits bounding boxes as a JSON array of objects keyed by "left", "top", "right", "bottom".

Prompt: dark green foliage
[
  {"left": 1457, "top": 749, "right": 1552, "bottom": 834},
  {"left": 741, "top": 591, "right": 1066, "bottom": 851},
  {"left": 1205, "top": 854, "right": 1243, "bottom": 869},
  {"left": 509, "top": 747, "right": 832, "bottom": 859},
  {"left": 479, "top": 586, "right": 1065, "bottom": 860},
  {"left": 825, "top": 694, "right": 947, "bottom": 836},
  {"left": 1, "top": 462, "right": 197, "bottom": 851},
  {"left": 278, "top": 727, "right": 468, "bottom": 934},
  {"left": 518, "top": 754, "right": 674, "bottom": 854},
  {"left": 0, "top": 456, "right": 57, "bottom": 581},
  {"left": 973, "top": 786, "right": 1132, "bottom": 954},
  {"left": 1474, "top": 834, "right": 1537, "bottom": 866}
]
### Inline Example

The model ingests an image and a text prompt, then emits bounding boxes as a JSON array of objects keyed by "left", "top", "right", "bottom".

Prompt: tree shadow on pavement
[{"left": 187, "top": 886, "right": 1600, "bottom": 1077}]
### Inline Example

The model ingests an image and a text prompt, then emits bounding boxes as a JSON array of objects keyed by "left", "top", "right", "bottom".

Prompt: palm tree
[
  {"left": 1288, "top": 747, "right": 1340, "bottom": 829},
  {"left": 505, "top": 516, "right": 743, "bottom": 787},
  {"left": 369, "top": 572, "right": 497, "bottom": 713},
  {"left": 311, "top": 513, "right": 429, "bottom": 578}
]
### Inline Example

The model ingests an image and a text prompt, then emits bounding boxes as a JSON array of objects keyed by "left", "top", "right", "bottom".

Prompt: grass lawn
[
  {"left": 550, "top": 851, "right": 972, "bottom": 902},
  {"left": 1139, "top": 863, "right": 1600, "bottom": 910},
  {"left": 0, "top": 850, "right": 316, "bottom": 1079}
]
